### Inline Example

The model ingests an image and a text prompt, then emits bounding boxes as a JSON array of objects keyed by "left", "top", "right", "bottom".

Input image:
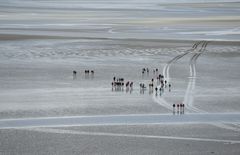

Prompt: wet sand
[
  {"left": 0, "top": 38, "right": 240, "bottom": 154},
  {"left": 1, "top": 113, "right": 240, "bottom": 129},
  {"left": 0, "top": 0, "right": 240, "bottom": 154},
  {"left": 1, "top": 124, "right": 240, "bottom": 155}
]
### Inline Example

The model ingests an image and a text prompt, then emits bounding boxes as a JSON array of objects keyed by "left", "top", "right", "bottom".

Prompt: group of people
[
  {"left": 142, "top": 68, "right": 160, "bottom": 75},
  {"left": 109, "top": 68, "right": 185, "bottom": 114},
  {"left": 142, "top": 68, "right": 149, "bottom": 74},
  {"left": 72, "top": 69, "right": 95, "bottom": 79},
  {"left": 84, "top": 70, "right": 94, "bottom": 74},
  {"left": 172, "top": 103, "right": 185, "bottom": 115},
  {"left": 139, "top": 67, "right": 172, "bottom": 95},
  {"left": 109, "top": 67, "right": 173, "bottom": 96},
  {"left": 84, "top": 70, "right": 94, "bottom": 79},
  {"left": 140, "top": 83, "right": 146, "bottom": 89},
  {"left": 111, "top": 77, "right": 134, "bottom": 93}
]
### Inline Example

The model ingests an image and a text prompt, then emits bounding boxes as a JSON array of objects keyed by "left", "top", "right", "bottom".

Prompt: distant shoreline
[{"left": 1, "top": 33, "right": 240, "bottom": 46}]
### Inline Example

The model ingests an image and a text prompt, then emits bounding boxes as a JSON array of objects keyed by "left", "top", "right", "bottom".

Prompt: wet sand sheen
[
  {"left": 0, "top": 0, "right": 240, "bottom": 154},
  {"left": 0, "top": 113, "right": 240, "bottom": 129}
]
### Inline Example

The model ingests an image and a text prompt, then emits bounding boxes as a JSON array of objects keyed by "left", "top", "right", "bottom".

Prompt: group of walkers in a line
[
  {"left": 84, "top": 70, "right": 94, "bottom": 74},
  {"left": 111, "top": 76, "right": 133, "bottom": 93},
  {"left": 139, "top": 83, "right": 147, "bottom": 94},
  {"left": 172, "top": 103, "right": 185, "bottom": 115},
  {"left": 72, "top": 69, "right": 94, "bottom": 79},
  {"left": 142, "top": 68, "right": 160, "bottom": 75}
]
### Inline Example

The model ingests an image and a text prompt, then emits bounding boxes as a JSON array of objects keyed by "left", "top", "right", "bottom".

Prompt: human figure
[
  {"left": 149, "top": 83, "right": 153, "bottom": 89},
  {"left": 140, "top": 83, "right": 145, "bottom": 94},
  {"left": 142, "top": 68, "right": 145, "bottom": 75},
  {"left": 85, "top": 70, "right": 90, "bottom": 79},
  {"left": 161, "top": 83, "right": 164, "bottom": 88},
  {"left": 180, "top": 104, "right": 183, "bottom": 114},
  {"left": 173, "top": 104, "right": 176, "bottom": 114},
  {"left": 126, "top": 81, "right": 129, "bottom": 87},
  {"left": 142, "top": 83, "right": 145, "bottom": 89},
  {"left": 168, "top": 83, "right": 171, "bottom": 92},
  {"left": 90, "top": 70, "right": 94, "bottom": 79},
  {"left": 182, "top": 104, "right": 185, "bottom": 114},
  {"left": 140, "top": 83, "right": 146, "bottom": 89},
  {"left": 173, "top": 104, "right": 176, "bottom": 108},
  {"left": 177, "top": 104, "right": 180, "bottom": 114},
  {"left": 130, "top": 82, "right": 133, "bottom": 88},
  {"left": 73, "top": 70, "right": 77, "bottom": 79}
]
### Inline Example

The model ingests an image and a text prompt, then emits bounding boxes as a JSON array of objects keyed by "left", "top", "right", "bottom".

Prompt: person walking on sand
[
  {"left": 130, "top": 82, "right": 133, "bottom": 88},
  {"left": 173, "top": 104, "right": 176, "bottom": 113},
  {"left": 73, "top": 70, "right": 77, "bottom": 79},
  {"left": 168, "top": 83, "right": 171, "bottom": 92},
  {"left": 73, "top": 70, "right": 77, "bottom": 76}
]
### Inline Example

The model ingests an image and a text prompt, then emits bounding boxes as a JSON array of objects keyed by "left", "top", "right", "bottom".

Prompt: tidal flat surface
[{"left": 0, "top": 0, "right": 240, "bottom": 154}]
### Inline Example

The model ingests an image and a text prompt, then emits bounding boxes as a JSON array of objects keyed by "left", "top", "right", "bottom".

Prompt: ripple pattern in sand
[{"left": 0, "top": 40, "right": 192, "bottom": 60}]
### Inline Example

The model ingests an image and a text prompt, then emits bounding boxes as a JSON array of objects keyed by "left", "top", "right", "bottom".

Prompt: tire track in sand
[
  {"left": 184, "top": 41, "right": 208, "bottom": 113},
  {"left": 183, "top": 42, "right": 240, "bottom": 132},
  {"left": 153, "top": 41, "right": 202, "bottom": 111},
  {"left": 153, "top": 41, "right": 240, "bottom": 132},
  {"left": 25, "top": 127, "right": 240, "bottom": 144},
  {"left": 163, "top": 41, "right": 203, "bottom": 83},
  {"left": 151, "top": 40, "right": 240, "bottom": 132}
]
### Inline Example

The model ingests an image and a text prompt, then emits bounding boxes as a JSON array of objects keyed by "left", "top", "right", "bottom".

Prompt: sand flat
[{"left": 0, "top": 0, "right": 240, "bottom": 154}]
